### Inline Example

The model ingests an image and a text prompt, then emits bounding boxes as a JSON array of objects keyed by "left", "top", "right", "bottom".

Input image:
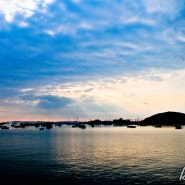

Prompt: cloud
[
  {"left": 0, "top": 0, "right": 55, "bottom": 23},
  {"left": 71, "top": 0, "right": 81, "bottom": 4},
  {"left": 142, "top": 0, "right": 180, "bottom": 16},
  {"left": 0, "top": 68, "right": 185, "bottom": 121},
  {"left": 37, "top": 95, "right": 74, "bottom": 110},
  {"left": 177, "top": 34, "right": 185, "bottom": 43}
]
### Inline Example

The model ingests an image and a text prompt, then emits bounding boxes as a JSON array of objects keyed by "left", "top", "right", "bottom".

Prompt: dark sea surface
[{"left": 0, "top": 125, "right": 185, "bottom": 185}]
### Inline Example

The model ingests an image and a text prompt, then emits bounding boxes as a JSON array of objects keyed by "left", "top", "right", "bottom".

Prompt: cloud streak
[{"left": 37, "top": 95, "right": 74, "bottom": 110}]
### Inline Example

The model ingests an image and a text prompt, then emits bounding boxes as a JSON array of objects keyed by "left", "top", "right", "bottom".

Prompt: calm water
[{"left": 0, "top": 125, "right": 185, "bottom": 185}]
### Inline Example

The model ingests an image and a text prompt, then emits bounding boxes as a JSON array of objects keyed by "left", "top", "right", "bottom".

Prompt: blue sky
[{"left": 0, "top": 0, "right": 185, "bottom": 121}]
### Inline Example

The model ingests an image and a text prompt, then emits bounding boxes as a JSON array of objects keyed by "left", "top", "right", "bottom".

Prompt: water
[{"left": 0, "top": 125, "right": 185, "bottom": 185}]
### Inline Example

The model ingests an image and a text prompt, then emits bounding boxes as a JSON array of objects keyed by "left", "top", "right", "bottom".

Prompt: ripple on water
[{"left": 0, "top": 126, "right": 185, "bottom": 185}]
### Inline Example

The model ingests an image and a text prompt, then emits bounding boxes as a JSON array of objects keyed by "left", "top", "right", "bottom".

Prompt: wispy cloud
[
  {"left": 142, "top": 0, "right": 181, "bottom": 16},
  {"left": 37, "top": 95, "right": 74, "bottom": 110},
  {"left": 0, "top": 0, "right": 55, "bottom": 23}
]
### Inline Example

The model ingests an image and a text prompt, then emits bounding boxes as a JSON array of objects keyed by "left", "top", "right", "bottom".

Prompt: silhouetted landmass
[
  {"left": 139, "top": 111, "right": 185, "bottom": 126},
  {"left": 1, "top": 111, "right": 185, "bottom": 130}
]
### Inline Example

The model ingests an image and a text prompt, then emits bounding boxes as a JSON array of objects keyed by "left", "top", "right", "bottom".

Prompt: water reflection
[
  {"left": 0, "top": 126, "right": 185, "bottom": 184},
  {"left": 53, "top": 126, "right": 185, "bottom": 184}
]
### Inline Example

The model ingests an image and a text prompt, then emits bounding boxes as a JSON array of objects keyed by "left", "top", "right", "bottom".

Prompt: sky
[{"left": 0, "top": 0, "right": 185, "bottom": 121}]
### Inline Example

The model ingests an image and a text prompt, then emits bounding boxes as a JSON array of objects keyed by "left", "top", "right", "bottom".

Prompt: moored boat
[
  {"left": 175, "top": 125, "right": 182, "bottom": 129},
  {"left": 155, "top": 125, "right": 162, "bottom": 128},
  {"left": 127, "top": 125, "right": 136, "bottom": 128},
  {"left": 0, "top": 126, "right": 9, "bottom": 130},
  {"left": 79, "top": 124, "right": 86, "bottom": 129}
]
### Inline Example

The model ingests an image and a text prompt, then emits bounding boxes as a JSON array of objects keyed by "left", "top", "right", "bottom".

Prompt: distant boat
[
  {"left": 14, "top": 125, "right": 21, "bottom": 128},
  {"left": 72, "top": 125, "right": 77, "bottom": 128},
  {"left": 46, "top": 125, "right": 52, "bottom": 129},
  {"left": 175, "top": 125, "right": 182, "bottom": 129},
  {"left": 39, "top": 127, "right": 44, "bottom": 130},
  {"left": 45, "top": 123, "right": 53, "bottom": 129},
  {"left": 155, "top": 125, "right": 162, "bottom": 128},
  {"left": 127, "top": 125, "right": 136, "bottom": 128},
  {"left": 0, "top": 126, "right": 9, "bottom": 130},
  {"left": 79, "top": 124, "right": 86, "bottom": 129},
  {"left": 55, "top": 123, "right": 62, "bottom": 127}
]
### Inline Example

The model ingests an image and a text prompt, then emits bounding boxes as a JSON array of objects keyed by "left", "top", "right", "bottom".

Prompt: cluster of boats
[{"left": 0, "top": 121, "right": 183, "bottom": 130}]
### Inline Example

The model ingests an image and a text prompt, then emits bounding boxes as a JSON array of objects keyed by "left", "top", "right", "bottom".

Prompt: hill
[{"left": 139, "top": 111, "right": 185, "bottom": 126}]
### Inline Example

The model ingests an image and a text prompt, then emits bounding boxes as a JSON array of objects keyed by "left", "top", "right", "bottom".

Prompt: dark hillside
[{"left": 140, "top": 111, "right": 185, "bottom": 125}]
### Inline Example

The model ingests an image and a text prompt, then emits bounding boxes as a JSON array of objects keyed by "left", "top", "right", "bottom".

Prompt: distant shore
[{"left": 1, "top": 111, "right": 185, "bottom": 130}]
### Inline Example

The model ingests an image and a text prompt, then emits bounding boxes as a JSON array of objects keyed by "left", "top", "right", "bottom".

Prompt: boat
[
  {"left": 0, "top": 126, "right": 9, "bottom": 130},
  {"left": 45, "top": 123, "right": 52, "bottom": 129},
  {"left": 91, "top": 124, "right": 94, "bottom": 128},
  {"left": 175, "top": 125, "right": 182, "bottom": 129},
  {"left": 127, "top": 125, "right": 136, "bottom": 128},
  {"left": 35, "top": 124, "right": 39, "bottom": 128},
  {"left": 46, "top": 125, "right": 52, "bottom": 129},
  {"left": 79, "top": 124, "right": 86, "bottom": 129},
  {"left": 155, "top": 125, "right": 162, "bottom": 128},
  {"left": 39, "top": 127, "right": 44, "bottom": 130}
]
